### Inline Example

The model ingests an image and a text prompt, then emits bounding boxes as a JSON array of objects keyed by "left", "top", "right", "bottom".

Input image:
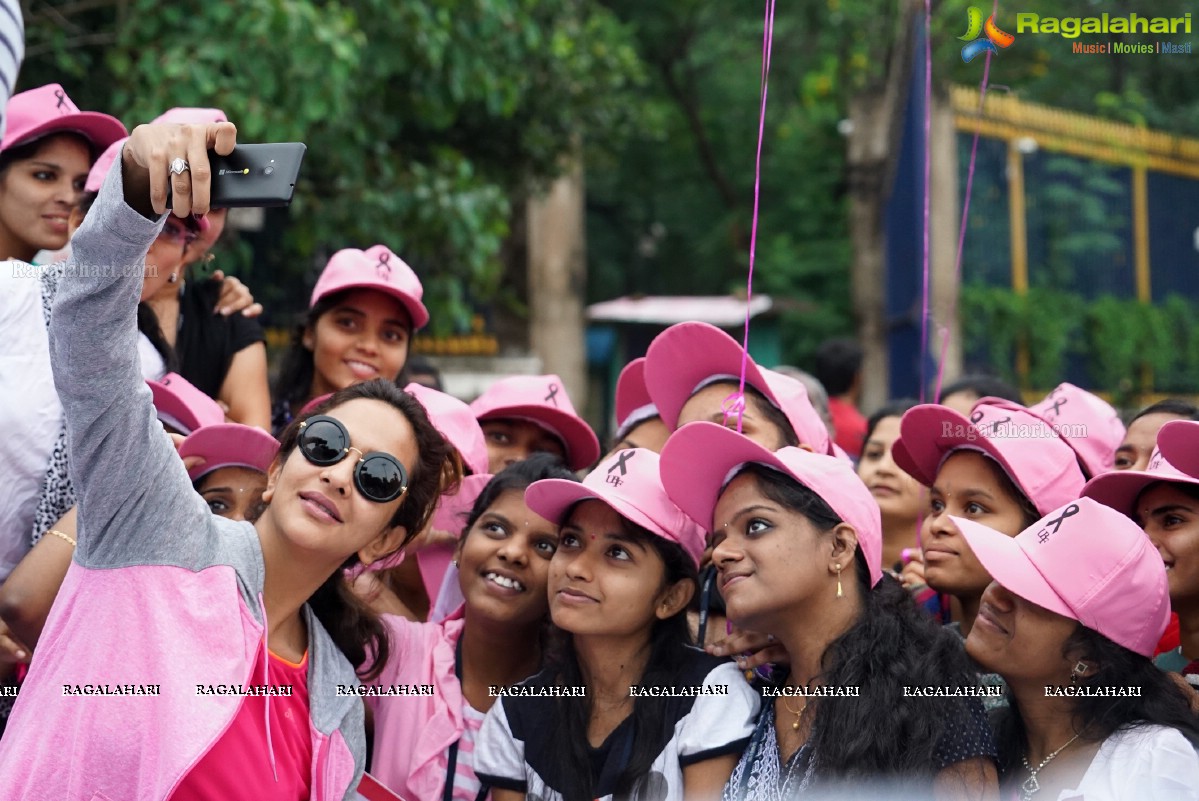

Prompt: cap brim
[
  {"left": 314, "top": 281, "right": 430, "bottom": 330},
  {"left": 524, "top": 477, "right": 668, "bottom": 539},
  {"left": 480, "top": 406, "right": 600, "bottom": 471},
  {"left": 894, "top": 405, "right": 1015, "bottom": 489},
  {"left": 9, "top": 112, "right": 128, "bottom": 153},
  {"left": 1081, "top": 471, "right": 1166, "bottom": 519},
  {"left": 950, "top": 516, "right": 1075, "bottom": 620},
  {"left": 615, "top": 358, "right": 652, "bottom": 425},
  {"left": 659, "top": 421, "right": 787, "bottom": 531},
  {"left": 179, "top": 424, "right": 279, "bottom": 481},
  {"left": 1159, "top": 420, "right": 1199, "bottom": 479},
  {"left": 645, "top": 323, "right": 774, "bottom": 430}
]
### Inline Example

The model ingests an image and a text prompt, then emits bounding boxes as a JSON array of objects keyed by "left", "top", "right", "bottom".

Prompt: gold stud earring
[{"left": 835, "top": 564, "right": 843, "bottom": 598}]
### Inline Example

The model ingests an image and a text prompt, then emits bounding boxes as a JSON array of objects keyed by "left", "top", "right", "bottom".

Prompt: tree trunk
[
  {"left": 930, "top": 87, "right": 962, "bottom": 392},
  {"left": 527, "top": 152, "right": 588, "bottom": 411}
]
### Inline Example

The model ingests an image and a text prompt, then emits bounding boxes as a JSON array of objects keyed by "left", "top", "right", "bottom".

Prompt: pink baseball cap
[
  {"left": 1, "top": 83, "right": 127, "bottom": 155},
  {"left": 147, "top": 373, "right": 225, "bottom": 435},
  {"left": 659, "top": 421, "right": 883, "bottom": 586},
  {"left": 614, "top": 357, "right": 658, "bottom": 439},
  {"left": 405, "top": 383, "right": 489, "bottom": 476},
  {"left": 643, "top": 322, "right": 832, "bottom": 455},
  {"left": 952, "top": 497, "right": 1170, "bottom": 657},
  {"left": 525, "top": 448, "right": 704, "bottom": 567},
  {"left": 310, "top": 245, "right": 428, "bottom": 330},
  {"left": 1030, "top": 383, "right": 1126, "bottom": 478},
  {"left": 892, "top": 399, "right": 1086, "bottom": 516},
  {"left": 1083, "top": 446, "right": 1199, "bottom": 520},
  {"left": 178, "top": 423, "right": 279, "bottom": 482},
  {"left": 1156, "top": 420, "right": 1199, "bottom": 480},
  {"left": 470, "top": 374, "right": 600, "bottom": 471}
]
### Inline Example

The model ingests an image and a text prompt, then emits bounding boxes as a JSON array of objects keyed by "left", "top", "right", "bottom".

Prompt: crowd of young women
[{"left": 0, "top": 88, "right": 1196, "bottom": 801}]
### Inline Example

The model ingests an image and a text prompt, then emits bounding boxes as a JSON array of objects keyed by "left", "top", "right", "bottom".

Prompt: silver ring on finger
[{"left": 169, "top": 157, "right": 190, "bottom": 175}]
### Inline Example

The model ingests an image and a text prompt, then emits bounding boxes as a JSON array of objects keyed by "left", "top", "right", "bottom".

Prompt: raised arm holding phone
[{"left": 0, "top": 121, "right": 455, "bottom": 801}]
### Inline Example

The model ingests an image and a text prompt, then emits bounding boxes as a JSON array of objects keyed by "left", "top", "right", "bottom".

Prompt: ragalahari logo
[{"left": 960, "top": 7, "right": 1016, "bottom": 62}]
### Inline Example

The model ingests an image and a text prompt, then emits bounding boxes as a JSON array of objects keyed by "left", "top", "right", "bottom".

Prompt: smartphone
[{"left": 208, "top": 142, "right": 306, "bottom": 208}]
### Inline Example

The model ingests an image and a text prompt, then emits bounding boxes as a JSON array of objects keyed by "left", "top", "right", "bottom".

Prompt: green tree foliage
[
  {"left": 588, "top": 0, "right": 1199, "bottom": 376},
  {"left": 19, "top": 0, "right": 645, "bottom": 333}
]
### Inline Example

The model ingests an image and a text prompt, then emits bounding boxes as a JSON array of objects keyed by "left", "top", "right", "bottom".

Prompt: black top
[{"left": 175, "top": 279, "right": 265, "bottom": 398}]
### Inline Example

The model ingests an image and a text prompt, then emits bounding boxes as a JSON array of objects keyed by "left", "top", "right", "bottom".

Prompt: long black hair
[
  {"left": 274, "top": 379, "right": 459, "bottom": 681},
  {"left": 991, "top": 625, "right": 1199, "bottom": 780},
  {"left": 272, "top": 292, "right": 344, "bottom": 416},
  {"left": 541, "top": 515, "right": 699, "bottom": 801},
  {"left": 744, "top": 464, "right": 986, "bottom": 782}
]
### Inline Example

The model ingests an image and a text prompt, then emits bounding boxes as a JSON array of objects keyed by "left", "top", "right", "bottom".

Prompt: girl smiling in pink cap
[
  {"left": 273, "top": 244, "right": 429, "bottom": 433},
  {"left": 0, "top": 83, "right": 126, "bottom": 262},
  {"left": 366, "top": 455, "right": 576, "bottom": 801},
  {"left": 1085, "top": 423, "right": 1199, "bottom": 684},
  {"left": 475, "top": 448, "right": 759, "bottom": 801}
]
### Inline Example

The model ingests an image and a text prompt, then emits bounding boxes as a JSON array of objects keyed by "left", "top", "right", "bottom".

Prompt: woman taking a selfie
[{"left": 0, "top": 121, "right": 455, "bottom": 800}]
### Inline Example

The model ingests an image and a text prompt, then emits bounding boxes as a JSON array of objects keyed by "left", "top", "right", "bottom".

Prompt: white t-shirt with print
[{"left": 475, "top": 653, "right": 758, "bottom": 801}]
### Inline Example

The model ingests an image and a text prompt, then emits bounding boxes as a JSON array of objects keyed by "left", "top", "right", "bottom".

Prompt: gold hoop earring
[{"left": 835, "top": 564, "right": 843, "bottom": 598}]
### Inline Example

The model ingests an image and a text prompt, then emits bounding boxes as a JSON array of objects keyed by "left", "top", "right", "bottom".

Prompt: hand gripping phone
[{"left": 207, "top": 142, "right": 307, "bottom": 208}]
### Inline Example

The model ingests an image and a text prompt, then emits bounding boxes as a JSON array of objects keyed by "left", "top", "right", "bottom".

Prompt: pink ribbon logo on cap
[
  {"left": 375, "top": 251, "right": 391, "bottom": 279},
  {"left": 606, "top": 450, "right": 636, "bottom": 487},
  {"left": 1035, "top": 503, "right": 1079, "bottom": 544},
  {"left": 1042, "top": 386, "right": 1068, "bottom": 419}
]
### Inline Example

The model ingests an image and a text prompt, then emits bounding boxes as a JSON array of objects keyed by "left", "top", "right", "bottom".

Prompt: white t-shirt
[
  {"left": 475, "top": 653, "right": 759, "bottom": 801},
  {"left": 137, "top": 333, "right": 167, "bottom": 380},
  {"left": 1055, "top": 724, "right": 1199, "bottom": 800},
  {"left": 0, "top": 263, "right": 62, "bottom": 579}
]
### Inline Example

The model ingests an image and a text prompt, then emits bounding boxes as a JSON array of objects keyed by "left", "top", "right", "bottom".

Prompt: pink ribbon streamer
[
  {"left": 724, "top": 0, "right": 777, "bottom": 431},
  {"left": 931, "top": 0, "right": 998, "bottom": 402}
]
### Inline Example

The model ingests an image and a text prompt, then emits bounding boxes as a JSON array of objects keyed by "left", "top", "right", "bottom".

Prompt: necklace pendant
[
  {"left": 792, "top": 719, "right": 800, "bottom": 730},
  {"left": 1021, "top": 774, "right": 1040, "bottom": 796}
]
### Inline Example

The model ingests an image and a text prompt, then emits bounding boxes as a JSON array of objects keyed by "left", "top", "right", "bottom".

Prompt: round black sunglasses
[{"left": 297, "top": 415, "right": 408, "bottom": 504}]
